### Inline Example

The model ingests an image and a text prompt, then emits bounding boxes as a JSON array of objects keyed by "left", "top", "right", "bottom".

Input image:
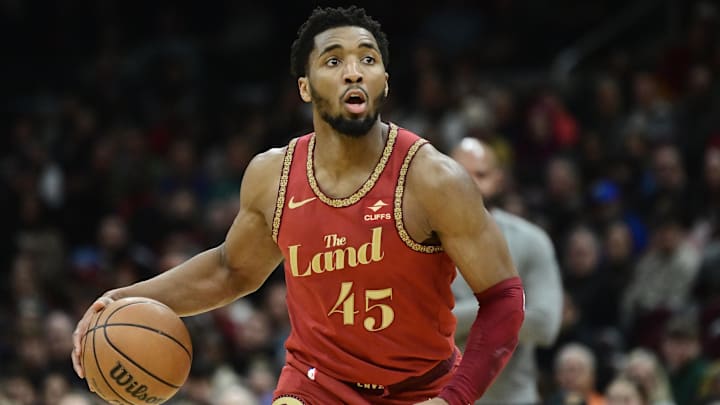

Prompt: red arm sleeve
[{"left": 439, "top": 276, "right": 525, "bottom": 405}]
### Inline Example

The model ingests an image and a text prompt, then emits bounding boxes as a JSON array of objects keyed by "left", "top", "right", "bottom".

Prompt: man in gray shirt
[{"left": 451, "top": 138, "right": 563, "bottom": 404}]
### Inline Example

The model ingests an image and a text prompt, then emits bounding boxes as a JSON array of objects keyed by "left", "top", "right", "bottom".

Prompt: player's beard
[{"left": 311, "top": 85, "right": 386, "bottom": 138}]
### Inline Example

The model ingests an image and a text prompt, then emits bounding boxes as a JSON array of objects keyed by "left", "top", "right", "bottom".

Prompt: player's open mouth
[{"left": 343, "top": 90, "right": 367, "bottom": 114}]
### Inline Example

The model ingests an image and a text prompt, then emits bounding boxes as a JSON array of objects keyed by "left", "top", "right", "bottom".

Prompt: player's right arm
[
  {"left": 72, "top": 147, "right": 286, "bottom": 378},
  {"left": 453, "top": 223, "right": 562, "bottom": 347}
]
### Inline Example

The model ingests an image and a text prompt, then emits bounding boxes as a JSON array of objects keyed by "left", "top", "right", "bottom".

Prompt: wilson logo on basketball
[
  {"left": 364, "top": 199, "right": 391, "bottom": 221},
  {"left": 109, "top": 362, "right": 166, "bottom": 404}
]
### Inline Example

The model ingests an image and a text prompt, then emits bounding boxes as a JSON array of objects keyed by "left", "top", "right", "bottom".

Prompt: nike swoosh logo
[{"left": 288, "top": 196, "right": 317, "bottom": 209}]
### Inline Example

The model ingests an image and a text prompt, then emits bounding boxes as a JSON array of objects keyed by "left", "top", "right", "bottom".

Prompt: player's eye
[
  {"left": 326, "top": 57, "right": 340, "bottom": 67},
  {"left": 362, "top": 56, "right": 375, "bottom": 64}
]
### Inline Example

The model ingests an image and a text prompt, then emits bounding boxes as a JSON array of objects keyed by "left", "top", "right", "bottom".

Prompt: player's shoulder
[
  {"left": 240, "top": 143, "right": 290, "bottom": 204},
  {"left": 406, "top": 141, "right": 470, "bottom": 191},
  {"left": 491, "top": 209, "right": 553, "bottom": 248},
  {"left": 246, "top": 145, "right": 288, "bottom": 173},
  {"left": 245, "top": 138, "right": 304, "bottom": 184}
]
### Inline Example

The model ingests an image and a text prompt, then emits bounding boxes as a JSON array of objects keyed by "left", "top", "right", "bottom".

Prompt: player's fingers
[
  {"left": 71, "top": 320, "right": 89, "bottom": 378},
  {"left": 90, "top": 296, "right": 114, "bottom": 311},
  {"left": 71, "top": 345, "right": 84, "bottom": 378},
  {"left": 71, "top": 296, "right": 114, "bottom": 378}
]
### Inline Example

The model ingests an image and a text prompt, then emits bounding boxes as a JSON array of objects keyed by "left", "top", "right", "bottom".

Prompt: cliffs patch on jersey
[{"left": 364, "top": 199, "right": 391, "bottom": 222}]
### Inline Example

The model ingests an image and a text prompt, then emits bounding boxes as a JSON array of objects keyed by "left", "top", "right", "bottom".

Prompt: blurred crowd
[{"left": 2, "top": 1, "right": 720, "bottom": 404}]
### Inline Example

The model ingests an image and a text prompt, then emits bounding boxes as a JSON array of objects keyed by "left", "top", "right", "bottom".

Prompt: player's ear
[
  {"left": 384, "top": 73, "right": 389, "bottom": 97},
  {"left": 298, "top": 77, "right": 312, "bottom": 103}
]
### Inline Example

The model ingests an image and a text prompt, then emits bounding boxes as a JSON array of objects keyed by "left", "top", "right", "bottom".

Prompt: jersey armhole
[
  {"left": 393, "top": 139, "right": 444, "bottom": 254},
  {"left": 271, "top": 138, "right": 298, "bottom": 243}
]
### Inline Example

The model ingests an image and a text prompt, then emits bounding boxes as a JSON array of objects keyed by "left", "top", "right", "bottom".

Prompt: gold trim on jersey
[
  {"left": 394, "top": 139, "right": 444, "bottom": 254},
  {"left": 306, "top": 123, "right": 398, "bottom": 207},
  {"left": 272, "top": 396, "right": 306, "bottom": 405},
  {"left": 272, "top": 138, "right": 298, "bottom": 243}
]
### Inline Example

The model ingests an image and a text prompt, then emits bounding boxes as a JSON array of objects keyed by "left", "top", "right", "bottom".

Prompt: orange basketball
[{"left": 81, "top": 297, "right": 193, "bottom": 404}]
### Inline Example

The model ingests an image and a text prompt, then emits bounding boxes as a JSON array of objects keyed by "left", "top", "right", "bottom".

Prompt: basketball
[{"left": 81, "top": 297, "right": 193, "bottom": 404}]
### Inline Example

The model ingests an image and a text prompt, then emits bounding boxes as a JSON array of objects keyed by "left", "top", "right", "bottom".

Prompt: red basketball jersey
[{"left": 272, "top": 123, "right": 457, "bottom": 385}]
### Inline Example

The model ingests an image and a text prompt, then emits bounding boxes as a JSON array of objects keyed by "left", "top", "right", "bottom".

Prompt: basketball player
[
  {"left": 71, "top": 7, "right": 524, "bottom": 404},
  {"left": 451, "top": 138, "right": 563, "bottom": 404}
]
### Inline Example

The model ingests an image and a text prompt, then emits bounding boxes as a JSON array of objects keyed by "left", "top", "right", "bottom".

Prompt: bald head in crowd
[{"left": 451, "top": 137, "right": 504, "bottom": 206}]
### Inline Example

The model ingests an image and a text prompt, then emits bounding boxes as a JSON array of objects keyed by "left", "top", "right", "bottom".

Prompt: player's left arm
[{"left": 408, "top": 145, "right": 524, "bottom": 405}]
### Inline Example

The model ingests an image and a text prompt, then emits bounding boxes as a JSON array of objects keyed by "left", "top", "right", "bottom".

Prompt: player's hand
[
  {"left": 71, "top": 296, "right": 114, "bottom": 379},
  {"left": 415, "top": 398, "right": 449, "bottom": 405}
]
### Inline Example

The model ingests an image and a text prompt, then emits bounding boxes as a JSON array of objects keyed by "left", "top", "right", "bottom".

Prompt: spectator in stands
[
  {"left": 548, "top": 342, "right": 606, "bottom": 405},
  {"left": 44, "top": 311, "right": 78, "bottom": 386},
  {"left": 621, "top": 206, "right": 701, "bottom": 349},
  {"left": 661, "top": 312, "right": 711, "bottom": 405},
  {"left": 625, "top": 71, "right": 675, "bottom": 145},
  {"left": 605, "top": 377, "right": 650, "bottom": 405},
  {"left": 587, "top": 77, "right": 626, "bottom": 153},
  {"left": 602, "top": 221, "right": 637, "bottom": 319},
  {"left": 619, "top": 348, "right": 675, "bottom": 405},
  {"left": 562, "top": 226, "right": 615, "bottom": 329},
  {"left": 698, "top": 362, "right": 720, "bottom": 405},
  {"left": 215, "top": 384, "right": 258, "bottom": 405},
  {"left": 42, "top": 373, "right": 70, "bottom": 405},
  {"left": 534, "top": 157, "right": 585, "bottom": 248},
  {"left": 689, "top": 147, "right": 720, "bottom": 250},
  {"left": 643, "top": 144, "right": 689, "bottom": 218},
  {"left": 56, "top": 392, "right": 95, "bottom": 405},
  {"left": 589, "top": 179, "right": 648, "bottom": 254}
]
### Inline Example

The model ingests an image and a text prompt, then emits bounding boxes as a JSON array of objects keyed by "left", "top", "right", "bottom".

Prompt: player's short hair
[{"left": 290, "top": 6, "right": 390, "bottom": 78}]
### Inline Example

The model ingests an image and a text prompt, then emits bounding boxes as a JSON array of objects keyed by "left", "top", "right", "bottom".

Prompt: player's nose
[{"left": 343, "top": 61, "right": 363, "bottom": 84}]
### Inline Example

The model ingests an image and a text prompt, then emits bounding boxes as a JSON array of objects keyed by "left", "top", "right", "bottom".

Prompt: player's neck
[{"left": 312, "top": 119, "right": 387, "bottom": 174}]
